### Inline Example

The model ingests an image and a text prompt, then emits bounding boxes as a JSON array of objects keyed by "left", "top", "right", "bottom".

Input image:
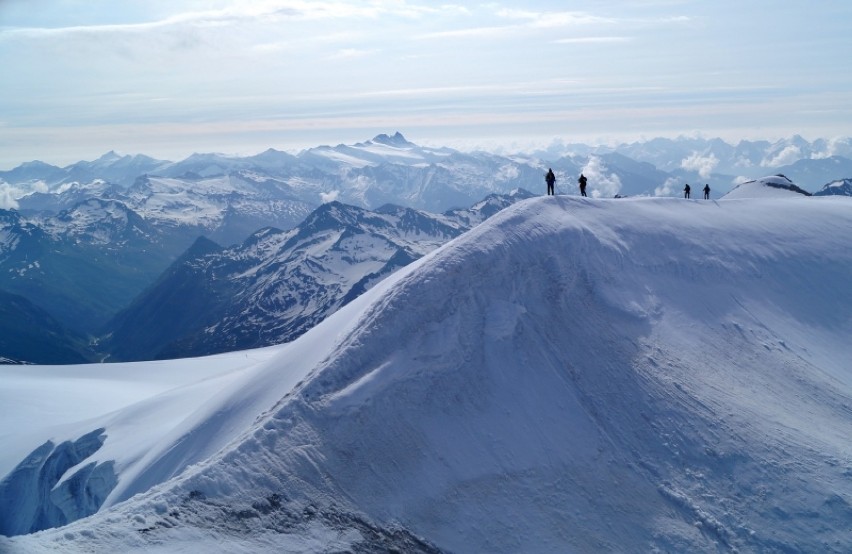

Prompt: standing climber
[
  {"left": 578, "top": 173, "right": 588, "bottom": 197},
  {"left": 703, "top": 184, "right": 711, "bottom": 199},
  {"left": 683, "top": 183, "right": 691, "bottom": 199},
  {"left": 545, "top": 168, "right": 556, "bottom": 196}
]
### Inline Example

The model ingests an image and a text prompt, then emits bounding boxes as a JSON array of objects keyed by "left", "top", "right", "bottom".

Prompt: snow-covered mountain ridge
[
  {"left": 815, "top": 177, "right": 852, "bottom": 196},
  {"left": 3, "top": 187, "right": 851, "bottom": 552},
  {"left": 3, "top": 134, "right": 852, "bottom": 217}
]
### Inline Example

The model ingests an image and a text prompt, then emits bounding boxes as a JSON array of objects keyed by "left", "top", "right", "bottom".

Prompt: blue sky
[{"left": 1, "top": 1, "right": 850, "bottom": 168}]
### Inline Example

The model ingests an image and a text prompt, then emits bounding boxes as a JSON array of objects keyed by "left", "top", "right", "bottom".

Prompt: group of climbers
[{"left": 545, "top": 168, "right": 712, "bottom": 200}]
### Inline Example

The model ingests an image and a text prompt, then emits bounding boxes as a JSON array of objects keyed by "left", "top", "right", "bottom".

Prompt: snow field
[{"left": 3, "top": 187, "right": 852, "bottom": 552}]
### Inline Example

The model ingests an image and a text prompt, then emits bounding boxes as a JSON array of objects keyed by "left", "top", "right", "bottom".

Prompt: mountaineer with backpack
[{"left": 545, "top": 168, "right": 556, "bottom": 196}]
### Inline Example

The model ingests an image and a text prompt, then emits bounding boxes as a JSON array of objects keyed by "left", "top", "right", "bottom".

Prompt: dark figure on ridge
[
  {"left": 683, "top": 183, "right": 691, "bottom": 199},
  {"left": 703, "top": 184, "right": 711, "bottom": 199},
  {"left": 578, "top": 173, "right": 588, "bottom": 197},
  {"left": 545, "top": 168, "right": 556, "bottom": 196}
]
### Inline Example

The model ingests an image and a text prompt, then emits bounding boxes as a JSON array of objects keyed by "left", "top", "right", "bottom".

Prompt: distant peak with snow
[
  {"left": 369, "top": 132, "right": 413, "bottom": 147},
  {"left": 815, "top": 178, "right": 852, "bottom": 197},
  {"left": 722, "top": 174, "right": 812, "bottom": 199}
]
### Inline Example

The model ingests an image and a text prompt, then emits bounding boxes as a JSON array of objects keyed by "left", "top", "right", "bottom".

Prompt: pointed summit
[
  {"left": 96, "top": 150, "right": 123, "bottom": 163},
  {"left": 371, "top": 132, "right": 412, "bottom": 147}
]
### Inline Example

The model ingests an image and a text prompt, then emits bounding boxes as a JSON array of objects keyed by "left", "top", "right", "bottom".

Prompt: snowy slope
[{"left": 3, "top": 190, "right": 852, "bottom": 552}]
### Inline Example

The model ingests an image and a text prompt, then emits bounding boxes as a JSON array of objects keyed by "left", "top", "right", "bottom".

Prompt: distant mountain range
[
  {"left": 1, "top": 133, "right": 850, "bottom": 363},
  {"left": 4, "top": 133, "right": 852, "bottom": 208},
  {"left": 103, "top": 190, "right": 534, "bottom": 361}
]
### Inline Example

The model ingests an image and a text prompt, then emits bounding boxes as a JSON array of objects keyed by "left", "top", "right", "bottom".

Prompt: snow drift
[{"left": 3, "top": 189, "right": 852, "bottom": 552}]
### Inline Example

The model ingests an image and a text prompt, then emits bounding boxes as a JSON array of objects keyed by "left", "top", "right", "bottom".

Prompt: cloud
[
  {"left": 0, "top": 180, "right": 46, "bottom": 209},
  {"left": 415, "top": 25, "right": 513, "bottom": 40},
  {"left": 680, "top": 152, "right": 718, "bottom": 178},
  {"left": 654, "top": 176, "right": 681, "bottom": 197},
  {"left": 417, "top": 7, "right": 616, "bottom": 41},
  {"left": 761, "top": 145, "right": 801, "bottom": 167},
  {"left": 0, "top": 187, "right": 19, "bottom": 210},
  {"left": 581, "top": 156, "right": 622, "bottom": 198},
  {"left": 320, "top": 190, "right": 340, "bottom": 203},
  {"left": 552, "top": 36, "right": 630, "bottom": 44},
  {"left": 328, "top": 47, "right": 377, "bottom": 60},
  {"left": 811, "top": 136, "right": 852, "bottom": 159},
  {"left": 496, "top": 9, "right": 615, "bottom": 28}
]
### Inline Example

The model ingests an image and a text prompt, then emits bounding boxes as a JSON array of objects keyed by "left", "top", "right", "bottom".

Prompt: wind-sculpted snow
[{"left": 3, "top": 192, "right": 852, "bottom": 552}]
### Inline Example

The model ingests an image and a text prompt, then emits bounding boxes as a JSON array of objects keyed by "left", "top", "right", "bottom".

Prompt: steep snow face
[{"left": 4, "top": 195, "right": 852, "bottom": 552}]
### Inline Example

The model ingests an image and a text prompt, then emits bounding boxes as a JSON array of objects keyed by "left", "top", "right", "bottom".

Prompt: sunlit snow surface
[{"left": 3, "top": 183, "right": 852, "bottom": 552}]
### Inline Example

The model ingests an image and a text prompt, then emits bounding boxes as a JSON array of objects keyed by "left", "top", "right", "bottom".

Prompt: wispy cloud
[
  {"left": 0, "top": 1, "right": 466, "bottom": 41},
  {"left": 553, "top": 36, "right": 631, "bottom": 44},
  {"left": 415, "top": 7, "right": 616, "bottom": 41},
  {"left": 0, "top": 1, "right": 848, "bottom": 168},
  {"left": 327, "top": 47, "right": 378, "bottom": 60},
  {"left": 415, "top": 25, "right": 515, "bottom": 40},
  {"left": 497, "top": 8, "right": 616, "bottom": 28}
]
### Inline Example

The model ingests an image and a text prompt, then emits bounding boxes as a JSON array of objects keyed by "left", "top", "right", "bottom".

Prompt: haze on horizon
[{"left": 1, "top": 0, "right": 850, "bottom": 169}]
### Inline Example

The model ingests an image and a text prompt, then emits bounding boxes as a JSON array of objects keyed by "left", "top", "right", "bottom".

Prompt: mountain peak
[
  {"left": 96, "top": 150, "right": 124, "bottom": 163},
  {"left": 371, "top": 132, "right": 412, "bottom": 147}
]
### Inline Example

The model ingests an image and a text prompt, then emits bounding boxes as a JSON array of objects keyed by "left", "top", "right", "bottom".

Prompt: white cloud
[
  {"left": 328, "top": 47, "right": 377, "bottom": 60},
  {"left": 680, "top": 152, "right": 718, "bottom": 178},
  {"left": 0, "top": 180, "right": 48, "bottom": 209},
  {"left": 581, "top": 156, "right": 621, "bottom": 198},
  {"left": 30, "top": 180, "right": 49, "bottom": 194},
  {"left": 761, "top": 145, "right": 801, "bottom": 167},
  {"left": 320, "top": 190, "right": 340, "bottom": 203},
  {"left": 811, "top": 136, "right": 852, "bottom": 159},
  {"left": 496, "top": 9, "right": 614, "bottom": 28},
  {"left": 0, "top": 187, "right": 19, "bottom": 210},
  {"left": 416, "top": 25, "right": 513, "bottom": 40},
  {"left": 654, "top": 176, "right": 680, "bottom": 197},
  {"left": 553, "top": 36, "right": 630, "bottom": 44}
]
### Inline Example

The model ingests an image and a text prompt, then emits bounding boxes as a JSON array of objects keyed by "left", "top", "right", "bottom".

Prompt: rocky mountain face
[
  {"left": 103, "top": 191, "right": 533, "bottom": 361},
  {"left": 0, "top": 290, "right": 89, "bottom": 364},
  {"left": 814, "top": 178, "right": 852, "bottom": 196},
  {"left": 0, "top": 200, "right": 193, "bottom": 345}
]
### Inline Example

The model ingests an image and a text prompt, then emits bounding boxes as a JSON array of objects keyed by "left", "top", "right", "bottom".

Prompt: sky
[
  {"left": 1, "top": 0, "right": 851, "bottom": 169},
  {"left": 3, "top": 186, "right": 852, "bottom": 551}
]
